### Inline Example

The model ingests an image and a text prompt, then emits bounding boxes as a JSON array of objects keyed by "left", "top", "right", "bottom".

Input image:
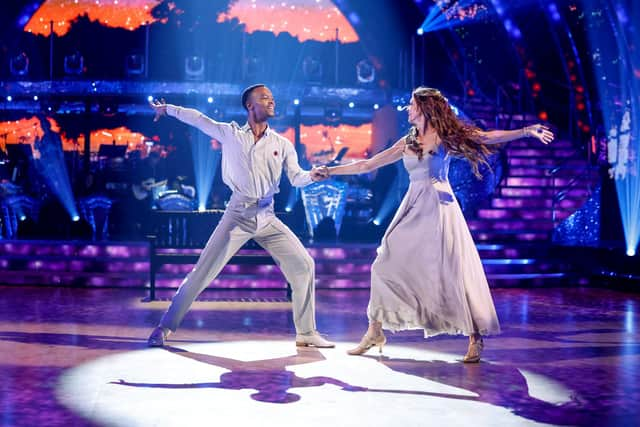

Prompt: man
[{"left": 147, "top": 84, "right": 334, "bottom": 348}]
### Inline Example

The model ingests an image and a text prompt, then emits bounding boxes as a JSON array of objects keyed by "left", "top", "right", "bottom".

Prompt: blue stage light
[
  {"left": 6, "top": 96, "right": 12, "bottom": 102},
  {"left": 293, "top": 98, "right": 300, "bottom": 105},
  {"left": 190, "top": 108, "right": 221, "bottom": 211},
  {"left": 285, "top": 187, "right": 298, "bottom": 214},
  {"left": 147, "top": 95, "right": 153, "bottom": 102},
  {"left": 372, "top": 175, "right": 401, "bottom": 228},
  {"left": 348, "top": 102, "right": 355, "bottom": 108},
  {"left": 547, "top": 3, "right": 561, "bottom": 22},
  {"left": 585, "top": 2, "right": 640, "bottom": 258},
  {"left": 373, "top": 104, "right": 379, "bottom": 110},
  {"left": 207, "top": 96, "right": 214, "bottom": 104},
  {"left": 33, "top": 95, "right": 38, "bottom": 101},
  {"left": 418, "top": 0, "right": 486, "bottom": 34},
  {"left": 34, "top": 118, "right": 80, "bottom": 223}
]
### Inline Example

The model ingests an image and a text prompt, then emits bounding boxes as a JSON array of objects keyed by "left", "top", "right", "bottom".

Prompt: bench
[{"left": 145, "top": 209, "right": 291, "bottom": 301}]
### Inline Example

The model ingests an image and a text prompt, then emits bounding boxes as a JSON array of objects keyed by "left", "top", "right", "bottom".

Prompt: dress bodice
[{"left": 402, "top": 144, "right": 450, "bottom": 183}]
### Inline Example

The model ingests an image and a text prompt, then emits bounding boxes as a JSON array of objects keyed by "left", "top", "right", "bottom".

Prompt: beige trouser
[{"left": 159, "top": 195, "right": 316, "bottom": 334}]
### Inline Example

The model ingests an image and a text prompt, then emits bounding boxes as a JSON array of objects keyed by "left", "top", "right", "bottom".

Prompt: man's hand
[
  {"left": 150, "top": 98, "right": 167, "bottom": 122},
  {"left": 310, "top": 165, "right": 329, "bottom": 182}
]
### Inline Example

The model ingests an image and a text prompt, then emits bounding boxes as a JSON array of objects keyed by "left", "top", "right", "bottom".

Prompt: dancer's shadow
[
  {"left": 111, "top": 345, "right": 477, "bottom": 404},
  {"left": 113, "top": 346, "right": 365, "bottom": 403},
  {"left": 366, "top": 354, "right": 585, "bottom": 426},
  {"left": 491, "top": 328, "right": 640, "bottom": 363}
]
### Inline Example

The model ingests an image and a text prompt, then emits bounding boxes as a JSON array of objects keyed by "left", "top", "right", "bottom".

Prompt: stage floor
[{"left": 0, "top": 285, "right": 638, "bottom": 427}]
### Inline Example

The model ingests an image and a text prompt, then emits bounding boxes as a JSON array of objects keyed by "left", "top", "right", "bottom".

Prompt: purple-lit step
[
  {"left": 476, "top": 243, "right": 556, "bottom": 258},
  {"left": 0, "top": 241, "right": 149, "bottom": 258},
  {"left": 154, "top": 245, "right": 379, "bottom": 261},
  {"left": 499, "top": 187, "right": 591, "bottom": 197},
  {"left": 472, "top": 231, "right": 550, "bottom": 242},
  {"left": 506, "top": 166, "right": 595, "bottom": 176},
  {"left": 154, "top": 275, "right": 374, "bottom": 289},
  {"left": 0, "top": 270, "right": 148, "bottom": 287},
  {"left": 3, "top": 250, "right": 566, "bottom": 275},
  {"left": 481, "top": 260, "right": 568, "bottom": 274},
  {"left": 508, "top": 158, "right": 589, "bottom": 167},
  {"left": 504, "top": 177, "right": 576, "bottom": 187},
  {"left": 0, "top": 257, "right": 148, "bottom": 273},
  {"left": 505, "top": 167, "right": 552, "bottom": 176},
  {"left": 156, "top": 261, "right": 374, "bottom": 276},
  {"left": 477, "top": 208, "right": 553, "bottom": 220},
  {"left": 0, "top": 256, "right": 377, "bottom": 276},
  {"left": 508, "top": 139, "right": 574, "bottom": 148},
  {"left": 0, "top": 240, "right": 579, "bottom": 287},
  {"left": 491, "top": 197, "right": 585, "bottom": 210},
  {"left": 467, "top": 219, "right": 553, "bottom": 231},
  {"left": 306, "top": 245, "right": 378, "bottom": 260},
  {"left": 492, "top": 198, "right": 551, "bottom": 208},
  {"left": 0, "top": 256, "right": 377, "bottom": 277},
  {"left": 0, "top": 241, "right": 380, "bottom": 262},
  {"left": 506, "top": 148, "right": 576, "bottom": 157}
]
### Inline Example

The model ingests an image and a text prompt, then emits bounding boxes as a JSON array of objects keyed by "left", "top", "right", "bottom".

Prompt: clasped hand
[{"left": 310, "top": 165, "right": 330, "bottom": 182}]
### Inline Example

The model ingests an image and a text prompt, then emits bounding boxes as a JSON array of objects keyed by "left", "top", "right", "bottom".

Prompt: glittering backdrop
[
  {"left": 25, "top": 0, "right": 161, "bottom": 36},
  {"left": 218, "top": 0, "right": 358, "bottom": 42},
  {"left": 24, "top": 0, "right": 358, "bottom": 43}
]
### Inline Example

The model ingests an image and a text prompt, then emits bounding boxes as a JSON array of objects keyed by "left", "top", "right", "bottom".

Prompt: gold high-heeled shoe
[
  {"left": 347, "top": 332, "right": 387, "bottom": 356},
  {"left": 463, "top": 337, "right": 484, "bottom": 363}
]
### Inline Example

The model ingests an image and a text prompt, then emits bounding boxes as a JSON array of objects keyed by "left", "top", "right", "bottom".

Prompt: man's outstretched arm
[{"left": 150, "top": 99, "right": 237, "bottom": 144}]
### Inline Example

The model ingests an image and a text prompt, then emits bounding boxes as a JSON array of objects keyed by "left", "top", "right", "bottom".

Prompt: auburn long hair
[{"left": 406, "top": 87, "right": 496, "bottom": 178}]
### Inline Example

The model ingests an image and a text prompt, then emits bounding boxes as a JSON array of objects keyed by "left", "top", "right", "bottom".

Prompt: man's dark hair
[{"left": 241, "top": 84, "right": 266, "bottom": 111}]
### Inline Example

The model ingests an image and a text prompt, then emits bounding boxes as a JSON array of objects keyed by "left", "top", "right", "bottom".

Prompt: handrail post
[{"left": 146, "top": 234, "right": 157, "bottom": 301}]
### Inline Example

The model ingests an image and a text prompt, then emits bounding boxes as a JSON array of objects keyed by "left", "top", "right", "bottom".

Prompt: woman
[{"left": 326, "top": 87, "right": 554, "bottom": 362}]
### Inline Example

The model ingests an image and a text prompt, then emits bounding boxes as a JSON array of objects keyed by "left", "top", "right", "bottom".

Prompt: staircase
[
  {"left": 467, "top": 138, "right": 599, "bottom": 243},
  {"left": 461, "top": 137, "right": 599, "bottom": 284}
]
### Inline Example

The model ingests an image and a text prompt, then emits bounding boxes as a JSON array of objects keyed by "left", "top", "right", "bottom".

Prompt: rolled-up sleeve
[
  {"left": 282, "top": 140, "right": 313, "bottom": 187},
  {"left": 166, "top": 105, "right": 236, "bottom": 144}
]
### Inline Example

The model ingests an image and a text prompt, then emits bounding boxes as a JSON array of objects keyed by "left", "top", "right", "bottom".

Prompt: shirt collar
[{"left": 241, "top": 122, "right": 272, "bottom": 137}]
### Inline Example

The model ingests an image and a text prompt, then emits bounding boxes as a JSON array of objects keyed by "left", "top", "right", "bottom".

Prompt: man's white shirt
[{"left": 167, "top": 105, "right": 313, "bottom": 199}]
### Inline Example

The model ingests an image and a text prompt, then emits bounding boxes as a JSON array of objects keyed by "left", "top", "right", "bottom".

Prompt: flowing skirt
[{"left": 368, "top": 178, "right": 501, "bottom": 337}]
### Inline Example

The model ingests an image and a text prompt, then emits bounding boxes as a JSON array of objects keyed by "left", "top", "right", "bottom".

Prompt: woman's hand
[
  {"left": 150, "top": 98, "right": 167, "bottom": 122},
  {"left": 310, "top": 165, "right": 329, "bottom": 182},
  {"left": 524, "top": 124, "right": 554, "bottom": 145}
]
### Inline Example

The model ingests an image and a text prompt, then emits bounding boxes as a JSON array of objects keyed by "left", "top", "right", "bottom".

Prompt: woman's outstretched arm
[
  {"left": 476, "top": 124, "right": 554, "bottom": 145},
  {"left": 327, "top": 138, "right": 405, "bottom": 176}
]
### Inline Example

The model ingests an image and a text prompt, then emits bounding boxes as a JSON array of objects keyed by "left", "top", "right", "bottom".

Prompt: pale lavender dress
[{"left": 368, "top": 145, "right": 501, "bottom": 337}]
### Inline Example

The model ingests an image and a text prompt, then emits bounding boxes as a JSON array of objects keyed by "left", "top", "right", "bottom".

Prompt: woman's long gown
[{"left": 368, "top": 145, "right": 501, "bottom": 337}]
